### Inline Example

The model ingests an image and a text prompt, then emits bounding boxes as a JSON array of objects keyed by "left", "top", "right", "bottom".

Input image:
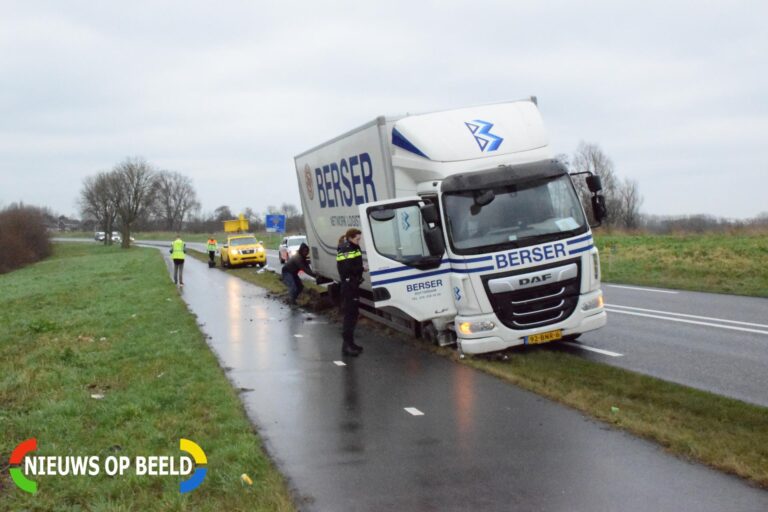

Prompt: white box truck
[{"left": 294, "top": 98, "right": 607, "bottom": 354}]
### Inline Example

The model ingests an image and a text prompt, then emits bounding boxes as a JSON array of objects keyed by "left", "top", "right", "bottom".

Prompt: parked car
[
  {"left": 94, "top": 231, "right": 106, "bottom": 241},
  {"left": 110, "top": 232, "right": 134, "bottom": 243},
  {"left": 220, "top": 234, "right": 266, "bottom": 268},
  {"left": 278, "top": 235, "right": 308, "bottom": 264}
]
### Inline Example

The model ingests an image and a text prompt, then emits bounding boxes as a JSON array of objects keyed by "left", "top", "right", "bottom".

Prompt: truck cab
[{"left": 360, "top": 159, "right": 606, "bottom": 354}]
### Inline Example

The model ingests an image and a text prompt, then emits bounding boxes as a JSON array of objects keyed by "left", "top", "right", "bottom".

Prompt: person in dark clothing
[
  {"left": 281, "top": 243, "right": 315, "bottom": 305},
  {"left": 336, "top": 228, "right": 364, "bottom": 356}
]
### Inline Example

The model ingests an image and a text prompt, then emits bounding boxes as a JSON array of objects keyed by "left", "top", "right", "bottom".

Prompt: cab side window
[{"left": 369, "top": 205, "right": 431, "bottom": 265}]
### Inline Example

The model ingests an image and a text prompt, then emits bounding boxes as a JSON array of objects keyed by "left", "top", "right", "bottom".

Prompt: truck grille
[{"left": 482, "top": 259, "right": 581, "bottom": 330}]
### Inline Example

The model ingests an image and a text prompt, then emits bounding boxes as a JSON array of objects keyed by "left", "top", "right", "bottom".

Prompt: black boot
[
  {"left": 342, "top": 345, "right": 361, "bottom": 356},
  {"left": 350, "top": 341, "right": 363, "bottom": 353},
  {"left": 342, "top": 336, "right": 361, "bottom": 356}
]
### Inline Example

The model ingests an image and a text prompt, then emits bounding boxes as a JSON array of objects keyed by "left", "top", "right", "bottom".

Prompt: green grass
[
  {"left": 0, "top": 243, "right": 294, "bottom": 511},
  {"left": 595, "top": 232, "right": 768, "bottom": 297}
]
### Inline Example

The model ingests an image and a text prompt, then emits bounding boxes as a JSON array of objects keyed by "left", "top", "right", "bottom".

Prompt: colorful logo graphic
[
  {"left": 465, "top": 120, "right": 503, "bottom": 152},
  {"left": 179, "top": 439, "right": 207, "bottom": 494},
  {"left": 10, "top": 438, "right": 38, "bottom": 494},
  {"left": 7, "top": 438, "right": 206, "bottom": 495},
  {"left": 304, "top": 164, "right": 314, "bottom": 200}
]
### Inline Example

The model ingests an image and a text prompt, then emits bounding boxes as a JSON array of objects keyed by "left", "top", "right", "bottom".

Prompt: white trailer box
[{"left": 294, "top": 98, "right": 606, "bottom": 354}]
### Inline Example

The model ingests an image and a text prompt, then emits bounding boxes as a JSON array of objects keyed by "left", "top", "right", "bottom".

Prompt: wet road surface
[{"left": 162, "top": 252, "right": 768, "bottom": 511}]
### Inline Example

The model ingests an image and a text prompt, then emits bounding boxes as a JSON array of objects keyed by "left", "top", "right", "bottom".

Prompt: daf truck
[{"left": 294, "top": 98, "right": 607, "bottom": 354}]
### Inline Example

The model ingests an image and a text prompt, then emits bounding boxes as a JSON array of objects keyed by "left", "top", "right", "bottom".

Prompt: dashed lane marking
[
  {"left": 607, "top": 284, "right": 678, "bottom": 294},
  {"left": 562, "top": 342, "right": 623, "bottom": 357},
  {"left": 404, "top": 407, "right": 424, "bottom": 416}
]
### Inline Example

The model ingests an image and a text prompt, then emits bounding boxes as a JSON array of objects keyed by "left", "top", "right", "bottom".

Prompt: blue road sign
[{"left": 266, "top": 214, "right": 286, "bottom": 233}]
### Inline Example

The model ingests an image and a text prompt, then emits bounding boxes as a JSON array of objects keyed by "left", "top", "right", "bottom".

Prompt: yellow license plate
[{"left": 526, "top": 329, "right": 562, "bottom": 345}]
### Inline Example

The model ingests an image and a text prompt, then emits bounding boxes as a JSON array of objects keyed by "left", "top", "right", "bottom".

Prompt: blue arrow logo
[
  {"left": 401, "top": 211, "right": 411, "bottom": 231},
  {"left": 465, "top": 120, "right": 503, "bottom": 152}
]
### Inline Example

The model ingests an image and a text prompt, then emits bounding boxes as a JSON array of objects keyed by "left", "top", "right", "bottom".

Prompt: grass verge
[
  {"left": 595, "top": 232, "right": 768, "bottom": 297},
  {"left": 0, "top": 243, "right": 295, "bottom": 511},
  {"left": 460, "top": 347, "right": 768, "bottom": 487},
  {"left": 199, "top": 250, "right": 768, "bottom": 488}
]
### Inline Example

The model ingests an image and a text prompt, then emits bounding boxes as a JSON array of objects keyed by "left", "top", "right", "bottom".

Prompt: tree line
[{"left": 79, "top": 157, "right": 305, "bottom": 246}]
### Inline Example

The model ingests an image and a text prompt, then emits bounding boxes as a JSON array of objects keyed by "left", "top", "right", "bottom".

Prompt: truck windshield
[{"left": 443, "top": 174, "right": 587, "bottom": 254}]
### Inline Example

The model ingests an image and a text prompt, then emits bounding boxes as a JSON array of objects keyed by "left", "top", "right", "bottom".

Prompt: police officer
[
  {"left": 170, "top": 235, "right": 186, "bottom": 286},
  {"left": 206, "top": 235, "right": 217, "bottom": 267},
  {"left": 336, "top": 228, "right": 364, "bottom": 356}
]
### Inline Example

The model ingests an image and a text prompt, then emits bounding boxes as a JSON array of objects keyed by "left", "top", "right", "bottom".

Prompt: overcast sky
[{"left": 1, "top": 1, "right": 766, "bottom": 220}]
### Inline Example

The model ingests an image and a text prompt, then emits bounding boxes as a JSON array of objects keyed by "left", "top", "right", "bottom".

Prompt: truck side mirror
[
  {"left": 420, "top": 203, "right": 439, "bottom": 225},
  {"left": 370, "top": 209, "right": 396, "bottom": 222},
  {"left": 591, "top": 194, "right": 607, "bottom": 223},
  {"left": 423, "top": 226, "right": 445, "bottom": 256},
  {"left": 586, "top": 175, "right": 603, "bottom": 193}
]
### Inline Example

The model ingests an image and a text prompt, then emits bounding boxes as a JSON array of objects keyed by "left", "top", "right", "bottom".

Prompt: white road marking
[
  {"left": 404, "top": 407, "right": 424, "bottom": 416},
  {"left": 562, "top": 342, "right": 623, "bottom": 357},
  {"left": 605, "top": 308, "right": 768, "bottom": 336},
  {"left": 608, "top": 304, "right": 768, "bottom": 329},
  {"left": 333, "top": 361, "right": 347, "bottom": 367},
  {"left": 607, "top": 284, "right": 678, "bottom": 294},
  {"left": 293, "top": 334, "right": 304, "bottom": 338}
]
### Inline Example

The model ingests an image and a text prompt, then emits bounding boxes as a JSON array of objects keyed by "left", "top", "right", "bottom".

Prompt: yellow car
[{"left": 220, "top": 234, "right": 266, "bottom": 268}]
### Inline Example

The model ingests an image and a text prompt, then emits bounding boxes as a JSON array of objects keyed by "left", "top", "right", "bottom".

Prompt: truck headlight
[
  {"left": 257, "top": 247, "right": 264, "bottom": 253},
  {"left": 230, "top": 249, "right": 239, "bottom": 255},
  {"left": 581, "top": 294, "right": 604, "bottom": 311},
  {"left": 458, "top": 321, "right": 495, "bottom": 335}
]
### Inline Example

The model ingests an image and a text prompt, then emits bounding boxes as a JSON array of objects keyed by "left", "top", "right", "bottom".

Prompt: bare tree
[
  {"left": 79, "top": 171, "right": 118, "bottom": 245},
  {"left": 571, "top": 142, "right": 622, "bottom": 226},
  {"left": 243, "top": 207, "right": 264, "bottom": 232},
  {"left": 279, "top": 203, "right": 300, "bottom": 218},
  {"left": 153, "top": 170, "right": 201, "bottom": 232},
  {"left": 617, "top": 178, "right": 643, "bottom": 229},
  {"left": 112, "top": 157, "right": 157, "bottom": 247},
  {"left": 214, "top": 205, "right": 233, "bottom": 222}
]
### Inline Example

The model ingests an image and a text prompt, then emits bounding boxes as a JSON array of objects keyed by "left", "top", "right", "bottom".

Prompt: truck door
[{"left": 359, "top": 198, "right": 457, "bottom": 322}]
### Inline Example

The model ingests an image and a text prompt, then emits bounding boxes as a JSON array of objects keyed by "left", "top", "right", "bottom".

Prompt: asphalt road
[
  {"left": 161, "top": 252, "right": 768, "bottom": 511},
  {"left": 562, "top": 284, "right": 768, "bottom": 407}
]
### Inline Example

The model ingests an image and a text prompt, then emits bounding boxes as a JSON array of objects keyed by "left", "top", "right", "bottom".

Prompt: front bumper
[
  {"left": 457, "top": 289, "right": 607, "bottom": 354},
  {"left": 229, "top": 252, "right": 266, "bottom": 266}
]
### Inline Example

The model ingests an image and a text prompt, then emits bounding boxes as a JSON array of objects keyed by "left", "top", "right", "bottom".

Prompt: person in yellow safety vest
[
  {"left": 170, "top": 235, "right": 186, "bottom": 286},
  {"left": 206, "top": 236, "right": 217, "bottom": 267}
]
